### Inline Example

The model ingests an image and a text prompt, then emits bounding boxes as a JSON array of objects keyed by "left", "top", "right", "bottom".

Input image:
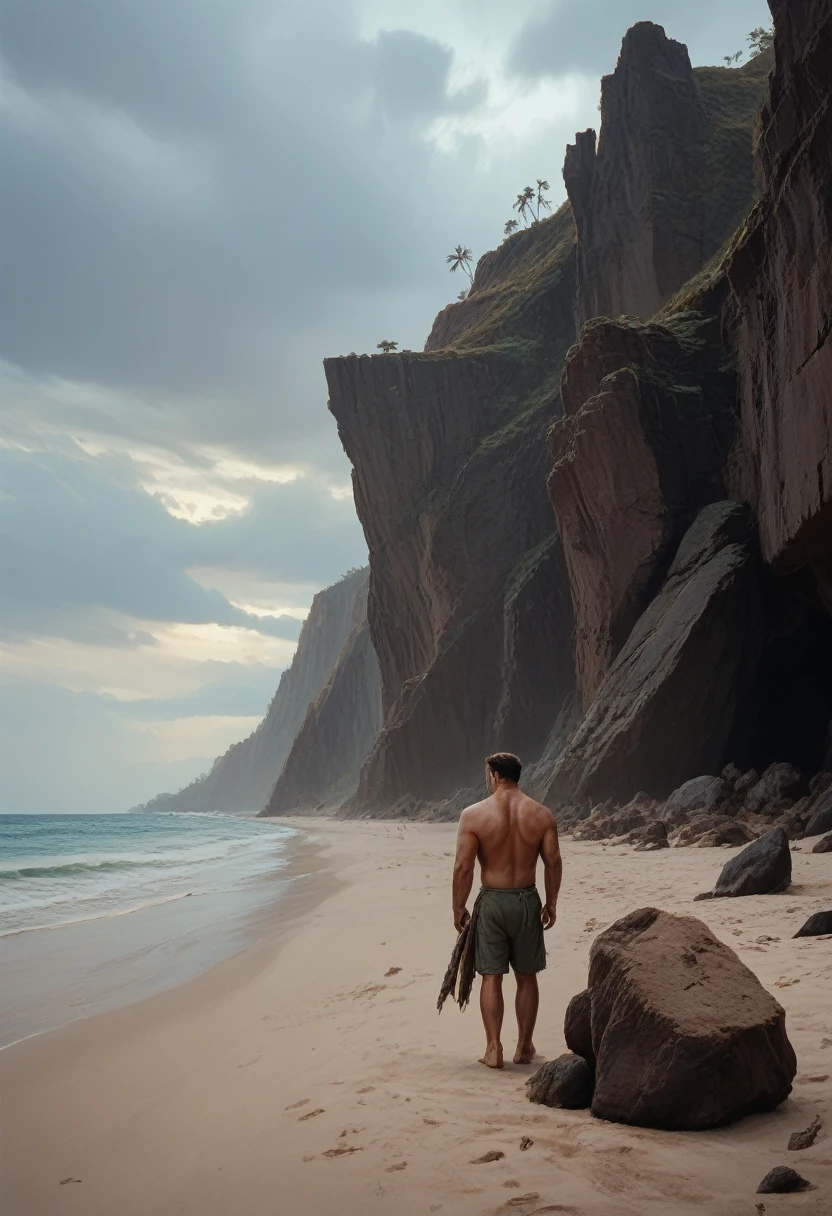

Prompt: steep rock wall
[
  {"left": 136, "top": 568, "right": 370, "bottom": 814},
  {"left": 264, "top": 619, "right": 382, "bottom": 814},
  {"left": 326, "top": 346, "right": 576, "bottom": 813},
  {"left": 565, "top": 23, "right": 770, "bottom": 326},
  {"left": 546, "top": 503, "right": 763, "bottom": 803},
  {"left": 726, "top": 0, "right": 832, "bottom": 574},
  {"left": 549, "top": 310, "right": 736, "bottom": 708}
]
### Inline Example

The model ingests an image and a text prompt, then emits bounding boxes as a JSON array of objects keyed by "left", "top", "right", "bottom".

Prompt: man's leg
[
  {"left": 513, "top": 972, "right": 539, "bottom": 1064},
  {"left": 479, "top": 974, "right": 504, "bottom": 1069}
]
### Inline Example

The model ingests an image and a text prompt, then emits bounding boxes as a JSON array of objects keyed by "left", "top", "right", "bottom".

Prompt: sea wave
[{"left": 0, "top": 858, "right": 163, "bottom": 882}]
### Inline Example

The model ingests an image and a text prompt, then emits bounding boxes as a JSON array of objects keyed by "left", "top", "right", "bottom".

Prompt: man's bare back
[
  {"left": 451, "top": 753, "right": 562, "bottom": 1070},
  {"left": 459, "top": 785, "right": 557, "bottom": 892}
]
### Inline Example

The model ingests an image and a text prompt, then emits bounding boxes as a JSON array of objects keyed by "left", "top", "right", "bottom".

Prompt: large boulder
[
  {"left": 744, "top": 763, "right": 808, "bottom": 814},
  {"left": 527, "top": 1054, "right": 594, "bottom": 1110},
  {"left": 544, "top": 503, "right": 763, "bottom": 805},
  {"left": 587, "top": 908, "right": 797, "bottom": 1129},
  {"left": 803, "top": 787, "right": 832, "bottom": 838},
  {"left": 704, "top": 827, "right": 792, "bottom": 899},
  {"left": 661, "top": 775, "right": 730, "bottom": 828}
]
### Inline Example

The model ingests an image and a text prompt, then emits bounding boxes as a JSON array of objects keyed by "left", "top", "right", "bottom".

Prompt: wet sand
[{"left": 1, "top": 821, "right": 830, "bottom": 1215}]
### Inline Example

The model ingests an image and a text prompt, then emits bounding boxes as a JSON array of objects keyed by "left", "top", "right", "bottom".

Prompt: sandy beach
[{"left": 1, "top": 820, "right": 831, "bottom": 1216}]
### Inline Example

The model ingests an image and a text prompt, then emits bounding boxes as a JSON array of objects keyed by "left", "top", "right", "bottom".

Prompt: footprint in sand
[
  {"left": 59, "top": 1178, "right": 82, "bottom": 1186},
  {"left": 385, "top": 1161, "right": 407, "bottom": 1172},
  {"left": 323, "top": 1146, "right": 363, "bottom": 1158},
  {"left": 299, "top": 1108, "right": 325, "bottom": 1121},
  {"left": 496, "top": 1195, "right": 541, "bottom": 1213},
  {"left": 385, "top": 966, "right": 402, "bottom": 977},
  {"left": 471, "top": 1150, "right": 505, "bottom": 1164},
  {"left": 237, "top": 1056, "right": 261, "bottom": 1069},
  {"left": 357, "top": 1085, "right": 375, "bottom": 1094},
  {"left": 286, "top": 1098, "right": 310, "bottom": 1110}
]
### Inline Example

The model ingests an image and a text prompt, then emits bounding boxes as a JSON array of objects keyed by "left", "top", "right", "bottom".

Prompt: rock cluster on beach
[
  {"left": 561, "top": 765, "right": 832, "bottom": 849},
  {"left": 528, "top": 908, "right": 797, "bottom": 1130}
]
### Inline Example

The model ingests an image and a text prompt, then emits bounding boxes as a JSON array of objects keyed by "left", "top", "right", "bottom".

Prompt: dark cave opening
[{"left": 729, "top": 599, "right": 832, "bottom": 777}]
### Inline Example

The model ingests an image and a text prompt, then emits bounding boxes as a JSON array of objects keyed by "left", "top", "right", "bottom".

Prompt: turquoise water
[
  {"left": 0, "top": 813, "right": 293, "bottom": 936},
  {"left": 0, "top": 813, "right": 297, "bottom": 1046}
]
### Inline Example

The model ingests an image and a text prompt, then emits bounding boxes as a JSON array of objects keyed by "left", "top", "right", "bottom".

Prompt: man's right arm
[
  {"left": 452, "top": 809, "right": 478, "bottom": 932},
  {"left": 539, "top": 817, "right": 562, "bottom": 930}
]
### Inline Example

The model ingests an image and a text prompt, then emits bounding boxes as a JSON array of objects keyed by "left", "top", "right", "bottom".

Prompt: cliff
[
  {"left": 136, "top": 568, "right": 375, "bottom": 815},
  {"left": 323, "top": 21, "right": 783, "bottom": 818},
  {"left": 545, "top": 7, "right": 832, "bottom": 808},
  {"left": 564, "top": 26, "right": 771, "bottom": 327},
  {"left": 325, "top": 205, "right": 578, "bottom": 815},
  {"left": 725, "top": 0, "right": 832, "bottom": 576},
  {"left": 263, "top": 618, "right": 382, "bottom": 814}
]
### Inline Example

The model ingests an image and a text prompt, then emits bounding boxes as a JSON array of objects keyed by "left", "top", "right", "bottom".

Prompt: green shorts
[{"left": 474, "top": 886, "right": 546, "bottom": 976}]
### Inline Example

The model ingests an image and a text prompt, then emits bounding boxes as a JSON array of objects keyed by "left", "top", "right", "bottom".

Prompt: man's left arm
[{"left": 452, "top": 810, "right": 478, "bottom": 932}]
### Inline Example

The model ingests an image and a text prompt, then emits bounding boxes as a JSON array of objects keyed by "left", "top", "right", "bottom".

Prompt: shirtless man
[{"left": 452, "top": 752, "right": 562, "bottom": 1069}]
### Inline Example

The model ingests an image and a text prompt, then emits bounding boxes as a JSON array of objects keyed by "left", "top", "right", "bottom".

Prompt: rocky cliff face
[
  {"left": 564, "top": 24, "right": 770, "bottom": 327},
  {"left": 137, "top": 568, "right": 373, "bottom": 815},
  {"left": 549, "top": 310, "right": 736, "bottom": 709},
  {"left": 726, "top": 0, "right": 832, "bottom": 577},
  {"left": 264, "top": 618, "right": 382, "bottom": 814},
  {"left": 317, "top": 13, "right": 831, "bottom": 821},
  {"left": 545, "top": 503, "right": 763, "bottom": 803},
  {"left": 326, "top": 208, "right": 577, "bottom": 814},
  {"left": 541, "top": 9, "right": 832, "bottom": 810}
]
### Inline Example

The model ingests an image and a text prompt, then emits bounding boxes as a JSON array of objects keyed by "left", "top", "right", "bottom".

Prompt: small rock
[
  {"left": 527, "top": 1054, "right": 593, "bottom": 1109},
  {"left": 519, "top": 1136, "right": 534, "bottom": 1151},
  {"left": 722, "top": 763, "right": 744, "bottom": 788},
  {"left": 709, "top": 827, "right": 792, "bottom": 898},
  {"left": 735, "top": 768, "right": 759, "bottom": 797},
  {"left": 812, "top": 833, "right": 832, "bottom": 853},
  {"left": 471, "top": 1150, "right": 505, "bottom": 1164},
  {"left": 756, "top": 1165, "right": 810, "bottom": 1194},
  {"left": 809, "top": 771, "right": 832, "bottom": 796},
  {"left": 788, "top": 1115, "right": 822, "bottom": 1151},
  {"left": 794, "top": 911, "right": 832, "bottom": 938},
  {"left": 745, "top": 764, "right": 808, "bottom": 815},
  {"left": 803, "top": 788, "right": 832, "bottom": 838},
  {"left": 661, "top": 776, "right": 729, "bottom": 828}
]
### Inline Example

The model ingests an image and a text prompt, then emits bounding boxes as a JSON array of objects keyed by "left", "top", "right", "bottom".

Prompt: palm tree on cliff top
[
  {"left": 513, "top": 185, "right": 535, "bottom": 226},
  {"left": 446, "top": 244, "right": 474, "bottom": 285},
  {"left": 535, "top": 179, "right": 552, "bottom": 220}
]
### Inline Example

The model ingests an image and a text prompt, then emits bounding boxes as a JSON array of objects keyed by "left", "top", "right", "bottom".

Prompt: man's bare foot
[
  {"left": 479, "top": 1043, "right": 504, "bottom": 1069},
  {"left": 513, "top": 1042, "right": 536, "bottom": 1065}
]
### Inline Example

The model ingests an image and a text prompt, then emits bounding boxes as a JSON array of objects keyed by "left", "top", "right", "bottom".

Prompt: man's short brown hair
[{"left": 486, "top": 752, "right": 522, "bottom": 784}]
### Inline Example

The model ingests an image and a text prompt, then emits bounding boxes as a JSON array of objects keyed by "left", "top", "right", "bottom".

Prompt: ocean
[{"left": 0, "top": 812, "right": 298, "bottom": 1048}]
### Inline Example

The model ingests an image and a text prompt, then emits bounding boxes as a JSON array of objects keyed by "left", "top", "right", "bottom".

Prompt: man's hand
[
  {"left": 454, "top": 907, "right": 471, "bottom": 933},
  {"left": 541, "top": 903, "right": 557, "bottom": 930}
]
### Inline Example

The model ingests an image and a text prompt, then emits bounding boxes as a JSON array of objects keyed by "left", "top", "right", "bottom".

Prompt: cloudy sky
[{"left": 0, "top": 0, "right": 770, "bottom": 812}]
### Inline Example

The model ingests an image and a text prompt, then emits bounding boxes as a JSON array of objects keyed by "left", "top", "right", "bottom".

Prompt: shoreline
[
  {"left": 1, "top": 824, "right": 830, "bottom": 1215},
  {"left": 0, "top": 818, "right": 328, "bottom": 1052}
]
